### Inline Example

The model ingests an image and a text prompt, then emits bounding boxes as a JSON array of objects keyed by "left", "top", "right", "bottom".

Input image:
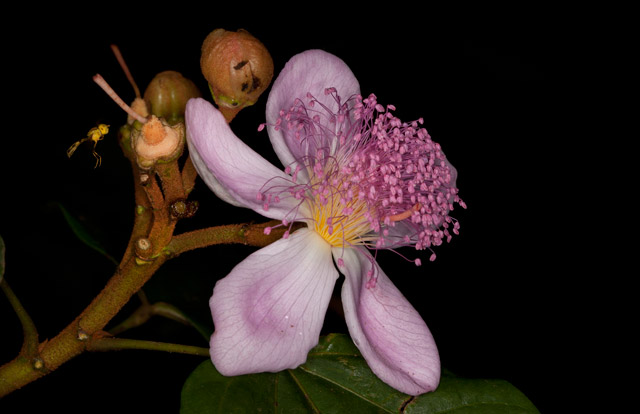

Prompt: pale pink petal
[
  {"left": 337, "top": 247, "right": 440, "bottom": 395},
  {"left": 265, "top": 50, "right": 360, "bottom": 171},
  {"left": 378, "top": 220, "right": 418, "bottom": 249},
  {"left": 210, "top": 228, "right": 338, "bottom": 375},
  {"left": 187, "top": 137, "right": 246, "bottom": 208},
  {"left": 186, "top": 97, "right": 302, "bottom": 221}
]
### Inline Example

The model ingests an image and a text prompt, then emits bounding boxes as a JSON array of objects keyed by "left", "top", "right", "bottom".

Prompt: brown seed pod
[{"left": 200, "top": 29, "right": 274, "bottom": 121}]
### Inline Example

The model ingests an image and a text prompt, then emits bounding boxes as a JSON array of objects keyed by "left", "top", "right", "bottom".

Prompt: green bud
[{"left": 143, "top": 71, "right": 201, "bottom": 125}]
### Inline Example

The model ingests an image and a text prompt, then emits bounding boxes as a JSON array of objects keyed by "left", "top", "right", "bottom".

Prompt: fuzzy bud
[
  {"left": 143, "top": 71, "right": 201, "bottom": 125},
  {"left": 200, "top": 28, "right": 273, "bottom": 121}
]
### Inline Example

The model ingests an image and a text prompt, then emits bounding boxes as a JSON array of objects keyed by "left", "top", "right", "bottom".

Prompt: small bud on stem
[
  {"left": 135, "top": 238, "right": 153, "bottom": 261},
  {"left": 169, "top": 199, "right": 198, "bottom": 220},
  {"left": 77, "top": 329, "right": 89, "bottom": 341}
]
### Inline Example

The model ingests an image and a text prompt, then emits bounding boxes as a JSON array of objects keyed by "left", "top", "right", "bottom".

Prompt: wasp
[{"left": 66, "top": 123, "right": 110, "bottom": 168}]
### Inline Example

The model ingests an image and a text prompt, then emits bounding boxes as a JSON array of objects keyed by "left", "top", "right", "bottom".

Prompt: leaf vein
[
  {"left": 297, "top": 365, "right": 395, "bottom": 413},
  {"left": 286, "top": 370, "right": 321, "bottom": 414}
]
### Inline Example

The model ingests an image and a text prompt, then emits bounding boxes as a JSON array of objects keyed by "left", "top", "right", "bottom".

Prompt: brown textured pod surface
[{"left": 200, "top": 29, "right": 273, "bottom": 121}]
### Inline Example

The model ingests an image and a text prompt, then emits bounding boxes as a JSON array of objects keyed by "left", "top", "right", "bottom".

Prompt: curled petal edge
[{"left": 338, "top": 247, "right": 440, "bottom": 395}]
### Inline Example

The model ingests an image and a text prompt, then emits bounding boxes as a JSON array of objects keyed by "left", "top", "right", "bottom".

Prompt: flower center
[
  {"left": 260, "top": 88, "right": 465, "bottom": 260},
  {"left": 307, "top": 169, "right": 376, "bottom": 248}
]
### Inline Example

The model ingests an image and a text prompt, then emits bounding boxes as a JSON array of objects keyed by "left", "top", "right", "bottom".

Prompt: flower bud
[
  {"left": 200, "top": 29, "right": 274, "bottom": 121},
  {"left": 143, "top": 71, "right": 201, "bottom": 125},
  {"left": 131, "top": 115, "right": 185, "bottom": 169}
]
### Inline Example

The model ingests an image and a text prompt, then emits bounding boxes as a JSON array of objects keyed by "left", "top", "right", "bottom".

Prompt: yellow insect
[{"left": 66, "top": 124, "right": 110, "bottom": 168}]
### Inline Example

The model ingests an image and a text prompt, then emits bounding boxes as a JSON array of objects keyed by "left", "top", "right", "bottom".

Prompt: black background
[{"left": 1, "top": 6, "right": 582, "bottom": 413}]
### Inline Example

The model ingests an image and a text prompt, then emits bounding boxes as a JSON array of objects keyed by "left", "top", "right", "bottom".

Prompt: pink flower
[{"left": 185, "top": 50, "right": 464, "bottom": 396}]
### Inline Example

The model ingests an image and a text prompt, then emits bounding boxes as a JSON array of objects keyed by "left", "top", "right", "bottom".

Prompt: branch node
[
  {"left": 169, "top": 199, "right": 198, "bottom": 220},
  {"left": 32, "top": 358, "right": 46, "bottom": 371},
  {"left": 77, "top": 329, "right": 90, "bottom": 342}
]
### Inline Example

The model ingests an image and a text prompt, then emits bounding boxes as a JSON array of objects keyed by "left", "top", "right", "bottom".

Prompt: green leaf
[
  {"left": 405, "top": 376, "right": 540, "bottom": 413},
  {"left": 180, "top": 334, "right": 539, "bottom": 414},
  {"left": 151, "top": 301, "right": 213, "bottom": 341},
  {"left": 0, "top": 233, "right": 5, "bottom": 283},
  {"left": 55, "top": 203, "right": 118, "bottom": 265}
]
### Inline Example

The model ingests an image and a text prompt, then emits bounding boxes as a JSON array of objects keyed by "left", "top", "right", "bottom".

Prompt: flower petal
[
  {"left": 186, "top": 97, "right": 300, "bottom": 220},
  {"left": 187, "top": 134, "right": 246, "bottom": 208},
  {"left": 337, "top": 248, "right": 440, "bottom": 395},
  {"left": 210, "top": 228, "right": 338, "bottom": 375},
  {"left": 266, "top": 50, "right": 360, "bottom": 171}
]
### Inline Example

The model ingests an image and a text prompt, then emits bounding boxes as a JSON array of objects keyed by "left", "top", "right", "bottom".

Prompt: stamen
[{"left": 258, "top": 87, "right": 464, "bottom": 265}]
